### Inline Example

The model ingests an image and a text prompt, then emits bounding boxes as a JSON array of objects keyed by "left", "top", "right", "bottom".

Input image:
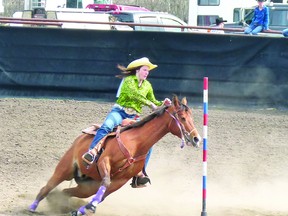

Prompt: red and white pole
[{"left": 201, "top": 77, "right": 208, "bottom": 216}]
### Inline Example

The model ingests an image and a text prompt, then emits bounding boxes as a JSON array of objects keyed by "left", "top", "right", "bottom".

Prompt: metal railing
[{"left": 0, "top": 16, "right": 283, "bottom": 35}]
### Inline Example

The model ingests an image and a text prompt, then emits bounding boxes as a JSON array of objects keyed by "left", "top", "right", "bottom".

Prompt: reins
[
  {"left": 111, "top": 105, "right": 194, "bottom": 176},
  {"left": 165, "top": 106, "right": 194, "bottom": 148}
]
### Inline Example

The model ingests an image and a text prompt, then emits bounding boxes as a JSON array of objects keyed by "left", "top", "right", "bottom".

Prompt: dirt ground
[{"left": 0, "top": 98, "right": 288, "bottom": 216}]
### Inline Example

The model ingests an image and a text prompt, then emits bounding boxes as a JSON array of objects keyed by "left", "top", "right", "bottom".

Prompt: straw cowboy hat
[{"left": 126, "top": 57, "right": 157, "bottom": 71}]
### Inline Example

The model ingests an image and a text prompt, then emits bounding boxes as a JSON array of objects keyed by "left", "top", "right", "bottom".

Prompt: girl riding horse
[{"left": 82, "top": 57, "right": 172, "bottom": 188}]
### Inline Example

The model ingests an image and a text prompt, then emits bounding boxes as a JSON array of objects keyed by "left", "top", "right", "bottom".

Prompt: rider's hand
[{"left": 163, "top": 98, "right": 172, "bottom": 106}]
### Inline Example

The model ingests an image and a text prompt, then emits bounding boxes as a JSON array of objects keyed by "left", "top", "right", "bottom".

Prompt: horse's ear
[
  {"left": 181, "top": 97, "right": 187, "bottom": 105},
  {"left": 172, "top": 95, "right": 181, "bottom": 108}
]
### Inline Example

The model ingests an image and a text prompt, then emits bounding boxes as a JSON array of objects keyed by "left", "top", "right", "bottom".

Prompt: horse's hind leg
[
  {"left": 29, "top": 174, "right": 65, "bottom": 212},
  {"left": 63, "top": 180, "right": 101, "bottom": 198},
  {"left": 29, "top": 157, "right": 74, "bottom": 212}
]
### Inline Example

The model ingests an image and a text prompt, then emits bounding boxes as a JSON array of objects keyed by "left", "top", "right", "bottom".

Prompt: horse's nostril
[{"left": 193, "top": 137, "right": 199, "bottom": 143}]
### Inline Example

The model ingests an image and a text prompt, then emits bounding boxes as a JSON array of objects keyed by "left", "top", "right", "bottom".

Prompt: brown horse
[{"left": 29, "top": 95, "right": 201, "bottom": 215}]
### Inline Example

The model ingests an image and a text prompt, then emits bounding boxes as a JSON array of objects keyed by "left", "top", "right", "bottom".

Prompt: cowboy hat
[
  {"left": 215, "top": 17, "right": 227, "bottom": 25},
  {"left": 126, "top": 57, "right": 157, "bottom": 71}
]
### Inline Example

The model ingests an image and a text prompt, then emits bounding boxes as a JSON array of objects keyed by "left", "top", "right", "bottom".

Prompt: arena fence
[{"left": 0, "top": 25, "right": 287, "bottom": 107}]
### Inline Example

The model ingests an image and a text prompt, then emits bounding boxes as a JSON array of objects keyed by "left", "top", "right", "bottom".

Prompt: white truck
[
  {"left": 12, "top": 7, "right": 111, "bottom": 30},
  {"left": 188, "top": 0, "right": 288, "bottom": 26}
]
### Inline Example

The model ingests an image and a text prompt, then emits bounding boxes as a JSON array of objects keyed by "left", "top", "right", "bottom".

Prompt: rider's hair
[{"left": 115, "top": 65, "right": 141, "bottom": 79}]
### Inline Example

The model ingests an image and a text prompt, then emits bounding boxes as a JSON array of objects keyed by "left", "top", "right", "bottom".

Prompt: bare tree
[
  {"left": 2, "top": 0, "right": 24, "bottom": 16},
  {"left": 114, "top": 0, "right": 189, "bottom": 22},
  {"left": 1, "top": 0, "right": 189, "bottom": 22}
]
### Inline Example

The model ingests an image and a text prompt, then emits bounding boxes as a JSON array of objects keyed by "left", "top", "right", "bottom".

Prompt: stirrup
[
  {"left": 130, "top": 176, "right": 151, "bottom": 188},
  {"left": 82, "top": 152, "right": 95, "bottom": 167}
]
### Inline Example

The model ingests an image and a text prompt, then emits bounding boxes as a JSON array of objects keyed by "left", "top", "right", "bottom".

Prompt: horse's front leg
[{"left": 75, "top": 157, "right": 111, "bottom": 216}]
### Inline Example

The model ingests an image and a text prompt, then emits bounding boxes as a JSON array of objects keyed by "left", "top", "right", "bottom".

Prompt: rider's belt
[{"left": 113, "top": 103, "right": 138, "bottom": 115}]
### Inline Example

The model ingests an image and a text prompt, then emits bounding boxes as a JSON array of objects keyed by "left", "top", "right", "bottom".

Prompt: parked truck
[
  {"left": 188, "top": 0, "right": 288, "bottom": 26},
  {"left": 11, "top": 7, "right": 111, "bottom": 29},
  {"left": 225, "top": 2, "right": 288, "bottom": 31}
]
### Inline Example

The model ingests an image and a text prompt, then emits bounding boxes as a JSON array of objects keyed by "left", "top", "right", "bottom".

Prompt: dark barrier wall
[{"left": 0, "top": 26, "right": 287, "bottom": 106}]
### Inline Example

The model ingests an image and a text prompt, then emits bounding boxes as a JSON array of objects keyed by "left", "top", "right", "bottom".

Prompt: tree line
[
  {"left": 114, "top": 0, "right": 189, "bottom": 22},
  {"left": 1, "top": 0, "right": 189, "bottom": 22}
]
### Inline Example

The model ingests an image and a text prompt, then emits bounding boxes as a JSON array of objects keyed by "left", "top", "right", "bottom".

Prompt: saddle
[
  {"left": 81, "top": 119, "right": 137, "bottom": 165},
  {"left": 82, "top": 118, "right": 136, "bottom": 135},
  {"left": 82, "top": 124, "right": 101, "bottom": 135}
]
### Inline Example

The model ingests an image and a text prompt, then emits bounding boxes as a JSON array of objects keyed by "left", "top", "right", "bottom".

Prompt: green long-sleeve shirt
[{"left": 116, "top": 75, "right": 162, "bottom": 113}]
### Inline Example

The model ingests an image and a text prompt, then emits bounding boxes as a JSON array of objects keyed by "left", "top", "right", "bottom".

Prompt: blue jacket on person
[
  {"left": 250, "top": 6, "right": 269, "bottom": 30},
  {"left": 283, "top": 28, "right": 288, "bottom": 37}
]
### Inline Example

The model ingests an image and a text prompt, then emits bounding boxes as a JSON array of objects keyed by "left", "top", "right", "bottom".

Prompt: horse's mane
[{"left": 120, "top": 105, "right": 167, "bottom": 133}]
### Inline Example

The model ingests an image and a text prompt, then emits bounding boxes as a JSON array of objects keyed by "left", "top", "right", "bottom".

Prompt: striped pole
[{"left": 201, "top": 77, "right": 208, "bottom": 216}]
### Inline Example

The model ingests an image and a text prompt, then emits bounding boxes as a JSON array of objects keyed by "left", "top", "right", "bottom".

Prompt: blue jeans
[
  {"left": 283, "top": 28, "right": 288, "bottom": 37},
  {"left": 244, "top": 25, "right": 263, "bottom": 35},
  {"left": 89, "top": 105, "right": 152, "bottom": 168}
]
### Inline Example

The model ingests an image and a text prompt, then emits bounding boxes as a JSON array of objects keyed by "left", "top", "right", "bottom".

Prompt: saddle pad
[
  {"left": 82, "top": 124, "right": 101, "bottom": 135},
  {"left": 82, "top": 119, "right": 136, "bottom": 135}
]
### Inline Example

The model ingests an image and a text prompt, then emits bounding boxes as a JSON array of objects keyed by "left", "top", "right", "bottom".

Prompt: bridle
[{"left": 165, "top": 106, "right": 198, "bottom": 148}]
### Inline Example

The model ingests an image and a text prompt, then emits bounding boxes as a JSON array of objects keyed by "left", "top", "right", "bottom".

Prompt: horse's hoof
[
  {"left": 70, "top": 205, "right": 85, "bottom": 216},
  {"left": 70, "top": 210, "right": 78, "bottom": 216},
  {"left": 29, "top": 200, "right": 39, "bottom": 212},
  {"left": 85, "top": 203, "right": 96, "bottom": 214}
]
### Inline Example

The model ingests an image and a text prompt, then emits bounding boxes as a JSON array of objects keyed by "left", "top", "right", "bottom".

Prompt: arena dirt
[{"left": 0, "top": 98, "right": 287, "bottom": 216}]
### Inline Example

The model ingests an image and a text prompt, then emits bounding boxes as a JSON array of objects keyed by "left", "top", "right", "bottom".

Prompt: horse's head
[{"left": 166, "top": 95, "right": 202, "bottom": 148}]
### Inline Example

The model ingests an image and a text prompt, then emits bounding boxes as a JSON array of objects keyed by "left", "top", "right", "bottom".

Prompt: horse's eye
[{"left": 181, "top": 117, "right": 186, "bottom": 122}]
